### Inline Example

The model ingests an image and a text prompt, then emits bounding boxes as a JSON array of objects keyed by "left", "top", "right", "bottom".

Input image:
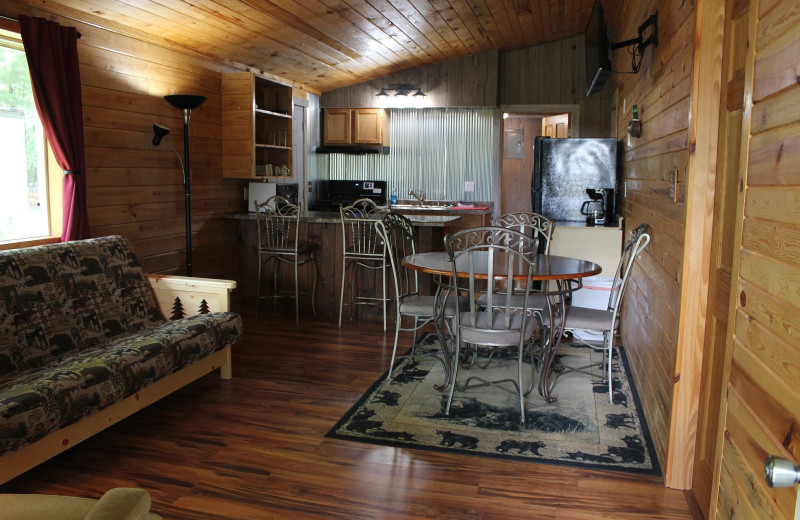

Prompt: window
[{"left": 0, "top": 27, "right": 59, "bottom": 246}]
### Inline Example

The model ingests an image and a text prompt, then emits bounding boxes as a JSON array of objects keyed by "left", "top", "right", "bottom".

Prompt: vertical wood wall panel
[
  {"left": 605, "top": 0, "right": 696, "bottom": 474},
  {"left": 712, "top": 0, "right": 800, "bottom": 516}
]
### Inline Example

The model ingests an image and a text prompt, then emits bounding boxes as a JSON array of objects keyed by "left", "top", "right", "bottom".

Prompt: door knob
[{"left": 765, "top": 455, "right": 800, "bottom": 488}]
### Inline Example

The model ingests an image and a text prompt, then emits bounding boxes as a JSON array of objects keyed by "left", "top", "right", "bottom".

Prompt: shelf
[
  {"left": 256, "top": 144, "right": 292, "bottom": 150},
  {"left": 222, "top": 71, "right": 293, "bottom": 180},
  {"left": 256, "top": 108, "right": 292, "bottom": 119}
]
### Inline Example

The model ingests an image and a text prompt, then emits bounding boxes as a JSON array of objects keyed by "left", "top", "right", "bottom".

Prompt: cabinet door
[
  {"left": 353, "top": 109, "right": 383, "bottom": 144},
  {"left": 324, "top": 109, "right": 352, "bottom": 144}
]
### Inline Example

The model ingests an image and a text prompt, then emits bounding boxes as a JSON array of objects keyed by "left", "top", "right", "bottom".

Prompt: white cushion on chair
[
  {"left": 477, "top": 292, "right": 549, "bottom": 310},
  {"left": 542, "top": 305, "right": 613, "bottom": 332},
  {"left": 458, "top": 311, "right": 537, "bottom": 346},
  {"left": 399, "top": 294, "right": 471, "bottom": 317}
]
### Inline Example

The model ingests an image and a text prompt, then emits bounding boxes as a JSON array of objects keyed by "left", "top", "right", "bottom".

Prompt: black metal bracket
[{"left": 610, "top": 11, "right": 658, "bottom": 51}]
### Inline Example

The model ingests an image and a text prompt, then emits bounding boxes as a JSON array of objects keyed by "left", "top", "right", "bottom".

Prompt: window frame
[{"left": 0, "top": 18, "right": 62, "bottom": 251}]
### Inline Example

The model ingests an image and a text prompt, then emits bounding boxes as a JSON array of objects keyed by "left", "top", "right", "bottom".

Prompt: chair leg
[
  {"left": 255, "top": 253, "right": 263, "bottom": 320},
  {"left": 445, "top": 337, "right": 462, "bottom": 416},
  {"left": 382, "top": 261, "right": 387, "bottom": 332},
  {"left": 272, "top": 259, "right": 279, "bottom": 314},
  {"left": 411, "top": 316, "right": 420, "bottom": 353},
  {"left": 294, "top": 258, "right": 300, "bottom": 324},
  {"left": 310, "top": 253, "right": 318, "bottom": 318},
  {"left": 518, "top": 343, "right": 526, "bottom": 424},
  {"left": 606, "top": 332, "right": 613, "bottom": 403},
  {"left": 339, "top": 259, "right": 347, "bottom": 328},
  {"left": 387, "top": 310, "right": 402, "bottom": 380}
]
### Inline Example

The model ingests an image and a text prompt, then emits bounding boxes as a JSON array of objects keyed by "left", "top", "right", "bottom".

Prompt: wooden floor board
[{"left": 0, "top": 312, "right": 695, "bottom": 519}]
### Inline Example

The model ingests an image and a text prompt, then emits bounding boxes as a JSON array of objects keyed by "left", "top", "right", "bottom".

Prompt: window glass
[{"left": 0, "top": 33, "right": 49, "bottom": 243}]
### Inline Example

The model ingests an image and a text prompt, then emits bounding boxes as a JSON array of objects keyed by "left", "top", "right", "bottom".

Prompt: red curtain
[{"left": 19, "top": 15, "right": 89, "bottom": 241}]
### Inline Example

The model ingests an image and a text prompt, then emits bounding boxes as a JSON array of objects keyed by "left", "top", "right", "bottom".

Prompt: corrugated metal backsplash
[{"left": 320, "top": 108, "right": 495, "bottom": 201}]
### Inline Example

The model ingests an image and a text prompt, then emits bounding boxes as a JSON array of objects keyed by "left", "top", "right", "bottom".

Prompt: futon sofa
[{"left": 0, "top": 235, "right": 243, "bottom": 484}]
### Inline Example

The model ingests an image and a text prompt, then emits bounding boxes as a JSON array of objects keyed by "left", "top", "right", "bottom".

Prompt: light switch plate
[{"left": 464, "top": 181, "right": 475, "bottom": 192}]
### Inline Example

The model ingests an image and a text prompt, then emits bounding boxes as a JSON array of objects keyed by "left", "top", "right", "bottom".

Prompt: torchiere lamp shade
[{"left": 164, "top": 94, "right": 207, "bottom": 110}]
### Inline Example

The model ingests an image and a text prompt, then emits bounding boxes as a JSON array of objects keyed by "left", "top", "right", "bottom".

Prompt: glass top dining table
[{"left": 402, "top": 251, "right": 602, "bottom": 403}]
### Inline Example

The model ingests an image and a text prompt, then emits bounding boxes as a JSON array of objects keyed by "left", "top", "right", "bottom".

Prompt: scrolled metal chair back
[
  {"left": 254, "top": 195, "right": 300, "bottom": 252},
  {"left": 380, "top": 211, "right": 418, "bottom": 298},
  {"left": 491, "top": 212, "right": 555, "bottom": 254},
  {"left": 607, "top": 223, "right": 651, "bottom": 315},
  {"left": 340, "top": 198, "right": 389, "bottom": 257},
  {"left": 340, "top": 198, "right": 388, "bottom": 220},
  {"left": 445, "top": 226, "right": 538, "bottom": 329}
]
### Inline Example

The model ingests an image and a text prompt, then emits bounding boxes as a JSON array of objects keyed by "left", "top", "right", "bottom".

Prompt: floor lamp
[{"left": 152, "top": 94, "right": 206, "bottom": 277}]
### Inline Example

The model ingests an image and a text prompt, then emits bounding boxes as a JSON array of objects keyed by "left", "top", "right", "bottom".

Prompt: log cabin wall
[
  {"left": 2, "top": 1, "right": 269, "bottom": 281},
  {"left": 604, "top": 0, "right": 695, "bottom": 469},
  {"left": 322, "top": 49, "right": 499, "bottom": 108}
]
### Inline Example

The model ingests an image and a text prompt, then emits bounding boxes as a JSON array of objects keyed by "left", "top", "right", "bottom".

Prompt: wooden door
[
  {"left": 709, "top": 1, "right": 800, "bottom": 518},
  {"left": 500, "top": 116, "right": 540, "bottom": 215},
  {"left": 691, "top": 1, "right": 749, "bottom": 516}
]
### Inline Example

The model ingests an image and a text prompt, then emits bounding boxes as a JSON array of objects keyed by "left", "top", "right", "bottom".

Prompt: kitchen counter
[
  {"left": 549, "top": 218, "right": 624, "bottom": 276},
  {"left": 387, "top": 202, "right": 493, "bottom": 216},
  {"left": 225, "top": 210, "right": 460, "bottom": 318},
  {"left": 223, "top": 211, "right": 461, "bottom": 227}
]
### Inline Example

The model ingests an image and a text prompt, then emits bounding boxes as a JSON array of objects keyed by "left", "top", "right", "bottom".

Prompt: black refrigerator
[{"left": 531, "top": 137, "right": 617, "bottom": 223}]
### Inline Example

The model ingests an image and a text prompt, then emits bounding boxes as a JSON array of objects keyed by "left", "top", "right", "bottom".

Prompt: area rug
[{"left": 327, "top": 333, "right": 660, "bottom": 475}]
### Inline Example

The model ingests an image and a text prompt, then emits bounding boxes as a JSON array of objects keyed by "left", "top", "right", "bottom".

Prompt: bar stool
[
  {"left": 339, "top": 198, "right": 390, "bottom": 330},
  {"left": 255, "top": 196, "right": 317, "bottom": 323}
]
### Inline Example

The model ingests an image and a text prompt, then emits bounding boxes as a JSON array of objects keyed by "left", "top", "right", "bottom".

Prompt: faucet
[{"left": 408, "top": 188, "right": 426, "bottom": 206}]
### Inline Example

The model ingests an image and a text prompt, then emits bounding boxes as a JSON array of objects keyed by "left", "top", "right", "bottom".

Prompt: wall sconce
[
  {"left": 627, "top": 104, "right": 642, "bottom": 138},
  {"left": 376, "top": 83, "right": 426, "bottom": 97}
]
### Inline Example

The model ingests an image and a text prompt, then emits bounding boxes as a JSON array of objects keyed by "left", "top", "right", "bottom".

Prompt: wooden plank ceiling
[{"left": 28, "top": 0, "right": 595, "bottom": 93}]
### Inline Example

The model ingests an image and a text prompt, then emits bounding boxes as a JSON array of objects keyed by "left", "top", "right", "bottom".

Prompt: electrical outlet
[{"left": 464, "top": 181, "right": 475, "bottom": 193}]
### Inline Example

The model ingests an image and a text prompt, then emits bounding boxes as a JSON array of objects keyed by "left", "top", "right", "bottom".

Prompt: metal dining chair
[
  {"left": 444, "top": 226, "right": 539, "bottom": 424},
  {"left": 254, "top": 195, "right": 318, "bottom": 323},
  {"left": 379, "top": 211, "right": 471, "bottom": 379},
  {"left": 541, "top": 223, "right": 651, "bottom": 402},
  {"left": 339, "top": 198, "right": 391, "bottom": 330},
  {"left": 478, "top": 212, "right": 556, "bottom": 312}
]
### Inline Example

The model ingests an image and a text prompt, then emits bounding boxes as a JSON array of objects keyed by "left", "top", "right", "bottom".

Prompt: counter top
[
  {"left": 223, "top": 211, "right": 461, "bottom": 227},
  {"left": 389, "top": 202, "right": 493, "bottom": 216}
]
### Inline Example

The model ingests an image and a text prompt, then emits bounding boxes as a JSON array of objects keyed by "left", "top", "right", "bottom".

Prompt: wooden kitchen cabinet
[
  {"left": 222, "top": 72, "right": 293, "bottom": 179},
  {"left": 323, "top": 108, "right": 389, "bottom": 146}
]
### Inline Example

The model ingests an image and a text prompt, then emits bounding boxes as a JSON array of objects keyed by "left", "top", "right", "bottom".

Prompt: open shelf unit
[{"left": 222, "top": 72, "right": 293, "bottom": 179}]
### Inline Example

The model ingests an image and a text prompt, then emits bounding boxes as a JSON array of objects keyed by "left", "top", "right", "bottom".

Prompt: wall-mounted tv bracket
[{"left": 611, "top": 11, "right": 658, "bottom": 73}]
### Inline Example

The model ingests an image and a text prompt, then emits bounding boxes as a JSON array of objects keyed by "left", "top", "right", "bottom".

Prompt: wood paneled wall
[
  {"left": 322, "top": 35, "right": 607, "bottom": 113},
  {"left": 3, "top": 1, "right": 255, "bottom": 281},
  {"left": 605, "top": 0, "right": 695, "bottom": 470},
  {"left": 499, "top": 37, "right": 582, "bottom": 106},
  {"left": 322, "top": 50, "right": 499, "bottom": 108}
]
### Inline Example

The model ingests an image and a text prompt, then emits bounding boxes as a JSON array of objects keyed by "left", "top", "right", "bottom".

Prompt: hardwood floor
[{"left": 0, "top": 312, "right": 696, "bottom": 519}]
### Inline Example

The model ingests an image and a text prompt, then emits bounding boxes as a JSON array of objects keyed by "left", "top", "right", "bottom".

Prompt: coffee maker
[{"left": 580, "top": 188, "right": 615, "bottom": 226}]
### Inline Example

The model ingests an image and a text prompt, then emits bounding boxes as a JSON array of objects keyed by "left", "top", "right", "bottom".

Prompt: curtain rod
[{"left": 0, "top": 14, "right": 82, "bottom": 38}]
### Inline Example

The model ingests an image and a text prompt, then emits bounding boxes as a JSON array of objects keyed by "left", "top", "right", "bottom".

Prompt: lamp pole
[{"left": 164, "top": 95, "right": 206, "bottom": 277}]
